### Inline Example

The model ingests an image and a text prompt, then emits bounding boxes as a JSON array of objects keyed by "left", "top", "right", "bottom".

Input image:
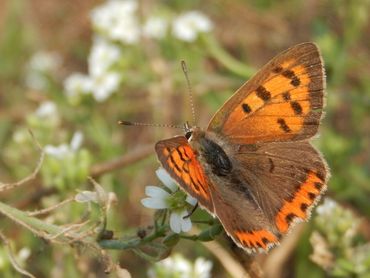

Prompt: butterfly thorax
[{"left": 188, "top": 128, "right": 233, "bottom": 177}]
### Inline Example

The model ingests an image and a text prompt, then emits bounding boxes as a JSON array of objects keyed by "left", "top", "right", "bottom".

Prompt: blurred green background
[{"left": 0, "top": 0, "right": 369, "bottom": 277}]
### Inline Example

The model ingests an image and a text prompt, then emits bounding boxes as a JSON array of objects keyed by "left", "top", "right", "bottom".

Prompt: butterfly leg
[{"left": 183, "top": 202, "right": 199, "bottom": 219}]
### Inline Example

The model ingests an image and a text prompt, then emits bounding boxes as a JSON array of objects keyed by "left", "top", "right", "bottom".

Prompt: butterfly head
[{"left": 183, "top": 121, "right": 204, "bottom": 142}]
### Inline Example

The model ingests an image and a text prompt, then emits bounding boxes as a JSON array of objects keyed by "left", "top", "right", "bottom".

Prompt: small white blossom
[
  {"left": 32, "top": 101, "right": 59, "bottom": 126},
  {"left": 70, "top": 131, "right": 84, "bottom": 151},
  {"left": 17, "top": 248, "right": 31, "bottom": 262},
  {"left": 172, "top": 11, "right": 213, "bottom": 42},
  {"left": 141, "top": 168, "right": 196, "bottom": 234},
  {"left": 91, "top": 72, "right": 121, "bottom": 102},
  {"left": 35, "top": 101, "right": 58, "bottom": 119},
  {"left": 25, "top": 51, "right": 62, "bottom": 90},
  {"left": 44, "top": 131, "right": 84, "bottom": 160},
  {"left": 316, "top": 198, "right": 337, "bottom": 216},
  {"left": 91, "top": 0, "right": 140, "bottom": 44},
  {"left": 143, "top": 16, "right": 168, "bottom": 39},
  {"left": 148, "top": 254, "right": 212, "bottom": 278},
  {"left": 194, "top": 257, "right": 213, "bottom": 278},
  {"left": 44, "top": 144, "right": 70, "bottom": 159},
  {"left": 64, "top": 73, "right": 93, "bottom": 99},
  {"left": 88, "top": 37, "right": 121, "bottom": 77},
  {"left": 28, "top": 51, "right": 61, "bottom": 73},
  {"left": 75, "top": 191, "right": 99, "bottom": 203}
]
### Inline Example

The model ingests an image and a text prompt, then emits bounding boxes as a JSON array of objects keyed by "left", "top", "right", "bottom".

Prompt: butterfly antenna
[
  {"left": 118, "top": 120, "right": 183, "bottom": 129},
  {"left": 181, "top": 60, "right": 196, "bottom": 126}
]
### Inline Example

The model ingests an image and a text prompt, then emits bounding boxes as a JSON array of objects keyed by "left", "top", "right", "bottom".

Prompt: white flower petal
[
  {"left": 141, "top": 197, "right": 168, "bottom": 209},
  {"left": 64, "top": 73, "right": 93, "bottom": 98},
  {"left": 44, "top": 144, "right": 70, "bottom": 159},
  {"left": 90, "top": 0, "right": 140, "bottom": 44},
  {"left": 194, "top": 257, "right": 213, "bottom": 278},
  {"left": 172, "top": 11, "right": 213, "bottom": 42},
  {"left": 170, "top": 211, "right": 182, "bottom": 234},
  {"left": 75, "top": 191, "right": 98, "bottom": 203},
  {"left": 88, "top": 37, "right": 121, "bottom": 77},
  {"left": 91, "top": 72, "right": 120, "bottom": 102},
  {"left": 143, "top": 16, "right": 168, "bottom": 39},
  {"left": 156, "top": 168, "right": 177, "bottom": 192},
  {"left": 35, "top": 101, "right": 57, "bottom": 118},
  {"left": 186, "top": 195, "right": 197, "bottom": 206},
  {"left": 70, "top": 131, "right": 83, "bottom": 151},
  {"left": 145, "top": 186, "right": 170, "bottom": 199},
  {"left": 180, "top": 210, "right": 192, "bottom": 232}
]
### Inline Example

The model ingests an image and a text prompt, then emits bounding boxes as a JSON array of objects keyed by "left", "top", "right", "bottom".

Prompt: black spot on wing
[
  {"left": 273, "top": 66, "right": 283, "bottom": 73},
  {"left": 300, "top": 203, "right": 308, "bottom": 212},
  {"left": 282, "top": 70, "right": 301, "bottom": 87},
  {"left": 242, "top": 103, "right": 252, "bottom": 114},
  {"left": 256, "top": 86, "right": 271, "bottom": 102},
  {"left": 277, "top": 118, "right": 291, "bottom": 133},
  {"left": 290, "top": 101, "right": 303, "bottom": 115}
]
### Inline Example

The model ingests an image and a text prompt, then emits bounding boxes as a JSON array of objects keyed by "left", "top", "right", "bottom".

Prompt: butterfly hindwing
[
  {"left": 207, "top": 42, "right": 325, "bottom": 144},
  {"left": 208, "top": 171, "right": 281, "bottom": 252},
  {"left": 204, "top": 137, "right": 328, "bottom": 251},
  {"left": 233, "top": 141, "right": 329, "bottom": 233},
  {"left": 155, "top": 136, "right": 214, "bottom": 213}
]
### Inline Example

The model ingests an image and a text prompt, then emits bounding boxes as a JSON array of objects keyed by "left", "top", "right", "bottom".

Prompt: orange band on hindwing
[
  {"left": 235, "top": 230, "right": 279, "bottom": 250},
  {"left": 276, "top": 170, "right": 326, "bottom": 233}
]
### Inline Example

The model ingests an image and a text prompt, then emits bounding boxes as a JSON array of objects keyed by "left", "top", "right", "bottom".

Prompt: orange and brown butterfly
[{"left": 136, "top": 42, "right": 329, "bottom": 253}]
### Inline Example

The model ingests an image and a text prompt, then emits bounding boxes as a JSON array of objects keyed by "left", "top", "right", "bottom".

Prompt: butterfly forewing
[
  {"left": 207, "top": 42, "right": 325, "bottom": 144},
  {"left": 155, "top": 136, "right": 214, "bottom": 213}
]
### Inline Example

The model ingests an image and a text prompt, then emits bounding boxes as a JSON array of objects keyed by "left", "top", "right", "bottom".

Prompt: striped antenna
[
  {"left": 118, "top": 120, "right": 183, "bottom": 129},
  {"left": 181, "top": 60, "right": 196, "bottom": 126}
]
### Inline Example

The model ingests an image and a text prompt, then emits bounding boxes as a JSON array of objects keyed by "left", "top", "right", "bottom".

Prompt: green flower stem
[
  {"left": 0, "top": 200, "right": 94, "bottom": 244},
  {"left": 202, "top": 34, "right": 256, "bottom": 78},
  {"left": 99, "top": 225, "right": 168, "bottom": 250},
  {"left": 0, "top": 201, "right": 60, "bottom": 233}
]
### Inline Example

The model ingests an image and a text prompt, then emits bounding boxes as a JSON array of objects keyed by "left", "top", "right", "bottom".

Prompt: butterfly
[{"left": 155, "top": 42, "right": 329, "bottom": 253}]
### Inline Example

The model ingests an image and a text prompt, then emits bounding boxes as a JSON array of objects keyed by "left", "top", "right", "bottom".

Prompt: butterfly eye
[{"left": 185, "top": 131, "right": 192, "bottom": 140}]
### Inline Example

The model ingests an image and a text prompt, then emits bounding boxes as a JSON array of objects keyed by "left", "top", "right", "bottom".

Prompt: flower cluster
[
  {"left": 310, "top": 198, "right": 370, "bottom": 276},
  {"left": 141, "top": 168, "right": 197, "bottom": 234},
  {"left": 42, "top": 131, "right": 91, "bottom": 190},
  {"left": 64, "top": 38, "right": 121, "bottom": 103},
  {"left": 148, "top": 253, "right": 212, "bottom": 278},
  {"left": 64, "top": 0, "right": 213, "bottom": 103}
]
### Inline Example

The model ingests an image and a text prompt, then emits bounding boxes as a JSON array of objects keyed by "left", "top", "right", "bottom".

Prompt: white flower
[
  {"left": 88, "top": 37, "right": 121, "bottom": 77},
  {"left": 35, "top": 101, "right": 58, "bottom": 119},
  {"left": 141, "top": 168, "right": 197, "bottom": 233},
  {"left": 64, "top": 73, "right": 93, "bottom": 99},
  {"left": 25, "top": 51, "right": 62, "bottom": 90},
  {"left": 75, "top": 190, "right": 99, "bottom": 203},
  {"left": 70, "top": 131, "right": 84, "bottom": 151},
  {"left": 143, "top": 16, "right": 168, "bottom": 39},
  {"left": 28, "top": 51, "right": 61, "bottom": 73},
  {"left": 91, "top": 0, "right": 140, "bottom": 44},
  {"left": 148, "top": 254, "right": 212, "bottom": 278},
  {"left": 172, "top": 11, "right": 213, "bottom": 42},
  {"left": 44, "top": 144, "right": 70, "bottom": 159},
  {"left": 91, "top": 72, "right": 121, "bottom": 102},
  {"left": 44, "top": 131, "right": 84, "bottom": 160},
  {"left": 194, "top": 257, "right": 213, "bottom": 278},
  {"left": 316, "top": 198, "right": 337, "bottom": 216},
  {"left": 33, "top": 101, "right": 59, "bottom": 126}
]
